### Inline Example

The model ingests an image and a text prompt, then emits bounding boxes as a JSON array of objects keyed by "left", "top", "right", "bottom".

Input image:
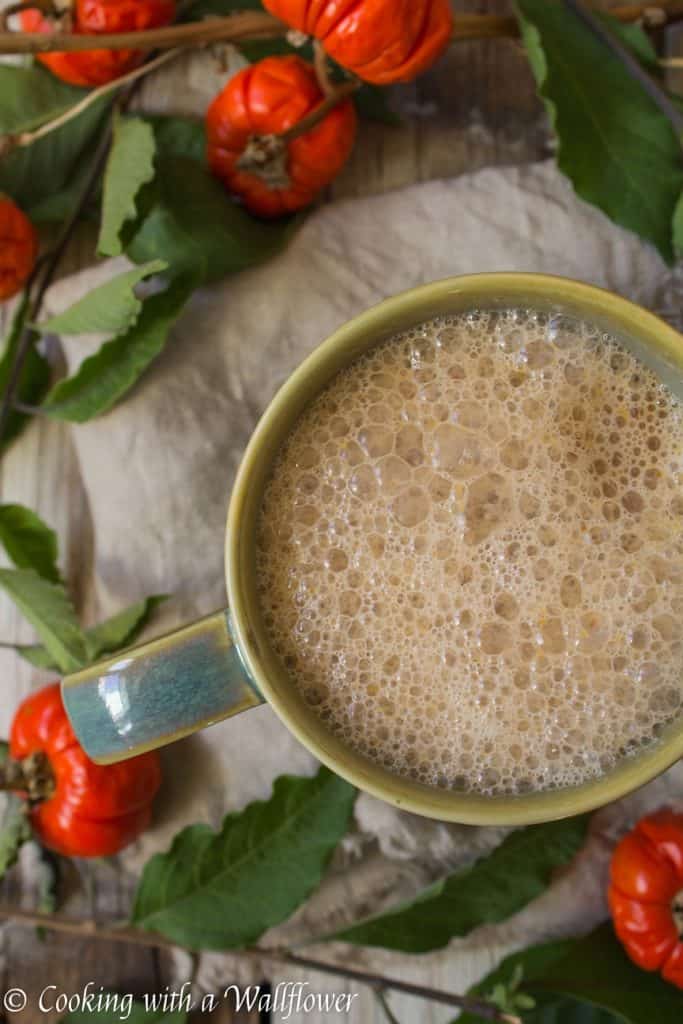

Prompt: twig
[
  {"left": 280, "top": 79, "right": 359, "bottom": 142},
  {"left": 563, "top": 0, "right": 683, "bottom": 136},
  {"left": 0, "top": 122, "right": 112, "bottom": 446},
  {"left": 313, "top": 39, "right": 335, "bottom": 97},
  {"left": 1, "top": 2, "right": 683, "bottom": 54},
  {"left": 281, "top": 952, "right": 521, "bottom": 1023},
  {"left": 376, "top": 989, "right": 403, "bottom": 1024},
  {"left": 1, "top": 48, "right": 182, "bottom": 155},
  {"left": 0, "top": 905, "right": 519, "bottom": 1024},
  {"left": 0, "top": 10, "right": 284, "bottom": 53}
]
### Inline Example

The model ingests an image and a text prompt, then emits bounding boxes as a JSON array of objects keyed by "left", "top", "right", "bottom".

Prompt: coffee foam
[{"left": 256, "top": 310, "right": 683, "bottom": 796}]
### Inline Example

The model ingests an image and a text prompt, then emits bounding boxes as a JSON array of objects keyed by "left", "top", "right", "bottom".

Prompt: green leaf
[
  {"left": 515, "top": 0, "right": 683, "bottom": 263},
  {"left": 34, "top": 843, "right": 60, "bottom": 939},
  {"left": 10, "top": 595, "right": 168, "bottom": 670},
  {"left": 0, "top": 65, "right": 86, "bottom": 134},
  {"left": 0, "top": 569, "right": 87, "bottom": 674},
  {"left": 0, "top": 94, "right": 111, "bottom": 213},
  {"left": 98, "top": 113, "right": 157, "bottom": 258},
  {"left": 0, "top": 739, "right": 32, "bottom": 880},
  {"left": 456, "top": 939, "right": 591, "bottom": 1024},
  {"left": 602, "top": 16, "right": 658, "bottom": 72},
  {"left": 528, "top": 923, "right": 683, "bottom": 1024},
  {"left": 127, "top": 157, "right": 298, "bottom": 284},
  {"left": 528, "top": 998, "right": 623, "bottom": 1023},
  {"left": 41, "top": 274, "right": 194, "bottom": 422},
  {"left": 84, "top": 594, "right": 168, "bottom": 661},
  {"left": 0, "top": 503, "right": 60, "bottom": 583},
  {"left": 0, "top": 793, "right": 31, "bottom": 881},
  {"left": 132, "top": 766, "right": 356, "bottom": 949},
  {"left": 672, "top": 192, "right": 683, "bottom": 256},
  {"left": 0, "top": 295, "right": 51, "bottom": 453},
  {"left": 62, "top": 1002, "right": 187, "bottom": 1023},
  {"left": 28, "top": 161, "right": 100, "bottom": 224},
  {"left": 9, "top": 642, "right": 61, "bottom": 670},
  {"left": 146, "top": 115, "right": 207, "bottom": 163},
  {"left": 354, "top": 84, "right": 402, "bottom": 126},
  {"left": 37, "top": 261, "right": 167, "bottom": 337},
  {"left": 331, "top": 816, "right": 589, "bottom": 952}
]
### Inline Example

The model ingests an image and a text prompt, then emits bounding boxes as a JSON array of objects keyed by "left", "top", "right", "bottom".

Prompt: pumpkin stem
[
  {"left": 0, "top": 751, "right": 55, "bottom": 802},
  {"left": 237, "top": 134, "right": 290, "bottom": 188},
  {"left": 237, "top": 78, "right": 359, "bottom": 188}
]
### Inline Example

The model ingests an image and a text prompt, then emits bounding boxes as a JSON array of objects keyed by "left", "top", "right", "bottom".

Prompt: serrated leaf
[
  {"left": 529, "top": 923, "right": 683, "bottom": 1024},
  {"left": 37, "top": 261, "right": 167, "bottom": 337},
  {"left": 132, "top": 766, "right": 356, "bottom": 949},
  {"left": 0, "top": 569, "right": 87, "bottom": 674},
  {"left": 84, "top": 594, "right": 168, "bottom": 660},
  {"left": 62, "top": 1002, "right": 187, "bottom": 1023},
  {"left": 34, "top": 842, "right": 60, "bottom": 939},
  {"left": 528, "top": 997, "right": 622, "bottom": 1023},
  {"left": 0, "top": 295, "right": 51, "bottom": 452},
  {"left": 98, "top": 113, "right": 157, "bottom": 258},
  {"left": 0, "top": 503, "right": 60, "bottom": 582},
  {"left": 604, "top": 16, "right": 658, "bottom": 72},
  {"left": 0, "top": 94, "right": 111, "bottom": 213},
  {"left": 456, "top": 939, "right": 588, "bottom": 1024},
  {"left": 331, "top": 816, "right": 589, "bottom": 952},
  {"left": 515, "top": 0, "right": 683, "bottom": 263},
  {"left": 10, "top": 595, "right": 168, "bottom": 671},
  {"left": 146, "top": 115, "right": 207, "bottom": 163},
  {"left": 0, "top": 64, "right": 86, "bottom": 134},
  {"left": 9, "top": 642, "right": 61, "bottom": 670},
  {"left": 127, "top": 157, "right": 298, "bottom": 284},
  {"left": 41, "top": 274, "right": 194, "bottom": 422}
]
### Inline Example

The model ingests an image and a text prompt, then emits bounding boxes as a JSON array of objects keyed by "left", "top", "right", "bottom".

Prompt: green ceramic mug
[{"left": 62, "top": 273, "right": 683, "bottom": 825}]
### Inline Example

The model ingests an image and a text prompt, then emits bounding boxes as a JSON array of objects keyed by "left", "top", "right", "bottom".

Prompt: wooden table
[{"left": 0, "top": 1, "right": 665, "bottom": 1020}]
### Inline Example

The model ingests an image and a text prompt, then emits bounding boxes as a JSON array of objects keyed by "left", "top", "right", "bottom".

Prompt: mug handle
[{"left": 61, "top": 610, "right": 264, "bottom": 764}]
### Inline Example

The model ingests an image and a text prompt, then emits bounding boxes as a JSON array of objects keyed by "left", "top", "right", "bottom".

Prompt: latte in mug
[{"left": 256, "top": 308, "right": 683, "bottom": 796}]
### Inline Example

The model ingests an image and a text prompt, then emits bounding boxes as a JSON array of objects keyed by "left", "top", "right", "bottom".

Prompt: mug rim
[{"left": 226, "top": 272, "right": 683, "bottom": 824}]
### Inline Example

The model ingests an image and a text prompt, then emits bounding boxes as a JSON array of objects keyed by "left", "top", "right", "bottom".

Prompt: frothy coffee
[{"left": 256, "top": 309, "right": 683, "bottom": 795}]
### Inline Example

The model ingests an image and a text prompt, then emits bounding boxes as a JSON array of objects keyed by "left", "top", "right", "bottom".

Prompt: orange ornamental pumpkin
[
  {"left": 262, "top": 0, "right": 453, "bottom": 85},
  {"left": 0, "top": 197, "right": 38, "bottom": 302},
  {"left": 206, "top": 55, "right": 357, "bottom": 218},
  {"left": 21, "top": 0, "right": 176, "bottom": 87}
]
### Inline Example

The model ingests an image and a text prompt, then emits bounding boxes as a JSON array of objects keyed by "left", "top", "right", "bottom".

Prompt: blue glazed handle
[{"left": 61, "top": 610, "right": 264, "bottom": 764}]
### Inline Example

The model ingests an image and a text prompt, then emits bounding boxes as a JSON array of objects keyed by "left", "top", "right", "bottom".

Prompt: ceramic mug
[{"left": 62, "top": 273, "right": 683, "bottom": 825}]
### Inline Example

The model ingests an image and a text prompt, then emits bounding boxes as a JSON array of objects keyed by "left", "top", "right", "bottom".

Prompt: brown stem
[
  {"left": 313, "top": 38, "right": 335, "bottom": 97},
  {"left": 281, "top": 79, "right": 358, "bottom": 143},
  {"left": 236, "top": 79, "right": 358, "bottom": 186},
  {"left": 1, "top": 2, "right": 683, "bottom": 54},
  {"left": 0, "top": 905, "right": 519, "bottom": 1024},
  {"left": 0, "top": 10, "right": 284, "bottom": 53},
  {"left": 1, "top": 47, "right": 182, "bottom": 156}
]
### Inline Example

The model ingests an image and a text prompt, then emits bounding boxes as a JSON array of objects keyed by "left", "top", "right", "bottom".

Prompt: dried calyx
[{"left": 0, "top": 750, "right": 55, "bottom": 802}]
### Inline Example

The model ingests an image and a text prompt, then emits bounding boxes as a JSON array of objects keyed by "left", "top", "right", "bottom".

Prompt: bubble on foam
[{"left": 255, "top": 308, "right": 683, "bottom": 797}]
